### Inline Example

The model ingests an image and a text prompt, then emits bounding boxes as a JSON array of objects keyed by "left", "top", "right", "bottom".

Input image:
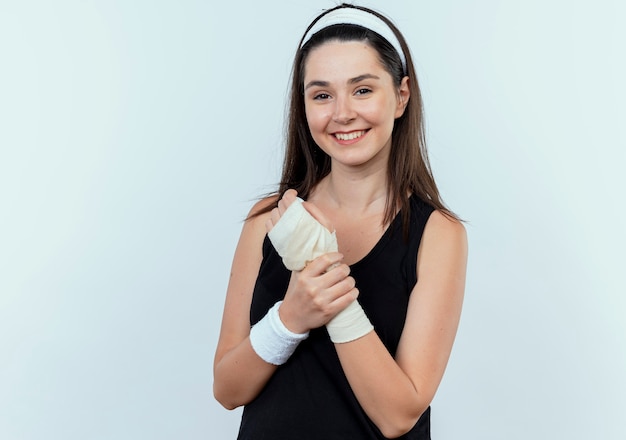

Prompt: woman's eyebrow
[
  {"left": 304, "top": 74, "right": 381, "bottom": 91},
  {"left": 304, "top": 80, "right": 329, "bottom": 91},
  {"left": 349, "top": 73, "right": 380, "bottom": 84}
]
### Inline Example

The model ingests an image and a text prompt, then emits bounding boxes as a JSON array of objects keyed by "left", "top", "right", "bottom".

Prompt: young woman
[{"left": 214, "top": 4, "right": 467, "bottom": 439}]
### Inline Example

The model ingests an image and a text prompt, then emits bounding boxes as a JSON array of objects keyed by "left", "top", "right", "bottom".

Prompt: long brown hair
[{"left": 251, "top": 3, "right": 458, "bottom": 232}]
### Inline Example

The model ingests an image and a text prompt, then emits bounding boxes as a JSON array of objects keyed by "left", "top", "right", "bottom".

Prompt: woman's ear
[{"left": 395, "top": 76, "right": 411, "bottom": 118}]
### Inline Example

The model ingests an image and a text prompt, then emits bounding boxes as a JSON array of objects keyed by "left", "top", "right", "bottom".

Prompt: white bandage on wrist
[
  {"left": 268, "top": 197, "right": 337, "bottom": 271},
  {"left": 268, "top": 196, "right": 374, "bottom": 344},
  {"left": 249, "top": 301, "right": 309, "bottom": 365},
  {"left": 326, "top": 299, "right": 374, "bottom": 343}
]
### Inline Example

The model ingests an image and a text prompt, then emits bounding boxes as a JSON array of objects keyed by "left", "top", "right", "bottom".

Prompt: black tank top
[{"left": 238, "top": 195, "right": 434, "bottom": 440}]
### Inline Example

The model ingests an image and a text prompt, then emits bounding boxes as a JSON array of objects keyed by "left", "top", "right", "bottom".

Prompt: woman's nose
[{"left": 332, "top": 96, "right": 356, "bottom": 124}]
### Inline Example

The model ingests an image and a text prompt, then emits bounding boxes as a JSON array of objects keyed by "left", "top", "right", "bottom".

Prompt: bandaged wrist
[
  {"left": 326, "top": 299, "right": 374, "bottom": 343},
  {"left": 268, "top": 196, "right": 373, "bottom": 343},
  {"left": 249, "top": 301, "right": 309, "bottom": 365},
  {"left": 268, "top": 197, "right": 338, "bottom": 271}
]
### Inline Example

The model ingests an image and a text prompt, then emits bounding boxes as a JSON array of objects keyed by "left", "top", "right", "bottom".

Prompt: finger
[
  {"left": 277, "top": 190, "right": 298, "bottom": 216},
  {"left": 303, "top": 252, "right": 344, "bottom": 275},
  {"left": 283, "top": 189, "right": 298, "bottom": 203},
  {"left": 320, "top": 263, "right": 351, "bottom": 285},
  {"left": 267, "top": 190, "right": 301, "bottom": 233},
  {"left": 331, "top": 276, "right": 356, "bottom": 296},
  {"left": 329, "top": 286, "right": 360, "bottom": 310},
  {"left": 266, "top": 207, "right": 281, "bottom": 232},
  {"left": 277, "top": 198, "right": 287, "bottom": 216}
]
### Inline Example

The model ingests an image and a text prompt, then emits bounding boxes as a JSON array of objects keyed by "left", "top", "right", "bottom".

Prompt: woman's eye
[
  {"left": 313, "top": 93, "right": 331, "bottom": 100},
  {"left": 355, "top": 88, "right": 372, "bottom": 95}
]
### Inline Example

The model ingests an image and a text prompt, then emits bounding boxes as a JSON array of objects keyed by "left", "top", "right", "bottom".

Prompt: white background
[{"left": 1, "top": 1, "right": 624, "bottom": 439}]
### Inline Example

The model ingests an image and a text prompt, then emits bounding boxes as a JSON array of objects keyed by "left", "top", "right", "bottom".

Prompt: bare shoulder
[
  {"left": 228, "top": 196, "right": 277, "bottom": 284},
  {"left": 231, "top": 194, "right": 280, "bottom": 275},
  {"left": 241, "top": 195, "right": 278, "bottom": 237},
  {"left": 418, "top": 210, "right": 468, "bottom": 277},
  {"left": 424, "top": 210, "right": 467, "bottom": 245},
  {"left": 248, "top": 195, "right": 278, "bottom": 220}
]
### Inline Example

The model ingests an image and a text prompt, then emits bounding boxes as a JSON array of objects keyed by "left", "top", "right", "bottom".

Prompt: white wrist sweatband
[
  {"left": 249, "top": 301, "right": 309, "bottom": 365},
  {"left": 268, "top": 196, "right": 374, "bottom": 344}
]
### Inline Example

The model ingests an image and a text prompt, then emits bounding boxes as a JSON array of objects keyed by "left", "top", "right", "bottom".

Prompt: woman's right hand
[
  {"left": 278, "top": 252, "right": 359, "bottom": 335},
  {"left": 265, "top": 189, "right": 359, "bottom": 334}
]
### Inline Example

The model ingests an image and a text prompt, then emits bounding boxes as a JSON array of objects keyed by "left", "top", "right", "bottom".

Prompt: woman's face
[{"left": 303, "top": 40, "right": 409, "bottom": 170}]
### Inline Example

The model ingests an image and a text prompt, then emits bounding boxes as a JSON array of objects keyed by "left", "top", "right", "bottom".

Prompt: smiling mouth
[{"left": 334, "top": 130, "right": 367, "bottom": 141}]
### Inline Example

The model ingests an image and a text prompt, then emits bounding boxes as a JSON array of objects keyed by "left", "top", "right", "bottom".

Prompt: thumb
[{"left": 301, "top": 201, "right": 333, "bottom": 233}]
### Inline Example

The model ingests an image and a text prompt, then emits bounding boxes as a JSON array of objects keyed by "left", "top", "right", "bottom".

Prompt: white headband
[{"left": 300, "top": 7, "right": 407, "bottom": 73}]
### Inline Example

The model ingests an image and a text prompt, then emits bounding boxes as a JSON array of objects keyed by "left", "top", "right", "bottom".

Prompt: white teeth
[{"left": 334, "top": 130, "right": 365, "bottom": 141}]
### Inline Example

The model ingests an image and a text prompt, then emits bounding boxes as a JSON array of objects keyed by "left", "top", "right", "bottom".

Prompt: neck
[{"left": 316, "top": 161, "right": 389, "bottom": 214}]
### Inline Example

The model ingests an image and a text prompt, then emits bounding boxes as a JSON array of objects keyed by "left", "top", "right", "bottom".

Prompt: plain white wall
[{"left": 1, "top": 1, "right": 624, "bottom": 439}]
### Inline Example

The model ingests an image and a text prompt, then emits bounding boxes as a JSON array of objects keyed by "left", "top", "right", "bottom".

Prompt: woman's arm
[
  {"left": 214, "top": 195, "right": 362, "bottom": 409},
  {"left": 335, "top": 211, "right": 467, "bottom": 438},
  {"left": 213, "top": 199, "right": 279, "bottom": 410}
]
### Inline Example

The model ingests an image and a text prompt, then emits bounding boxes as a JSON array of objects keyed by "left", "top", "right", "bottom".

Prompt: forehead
[{"left": 303, "top": 40, "right": 387, "bottom": 81}]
